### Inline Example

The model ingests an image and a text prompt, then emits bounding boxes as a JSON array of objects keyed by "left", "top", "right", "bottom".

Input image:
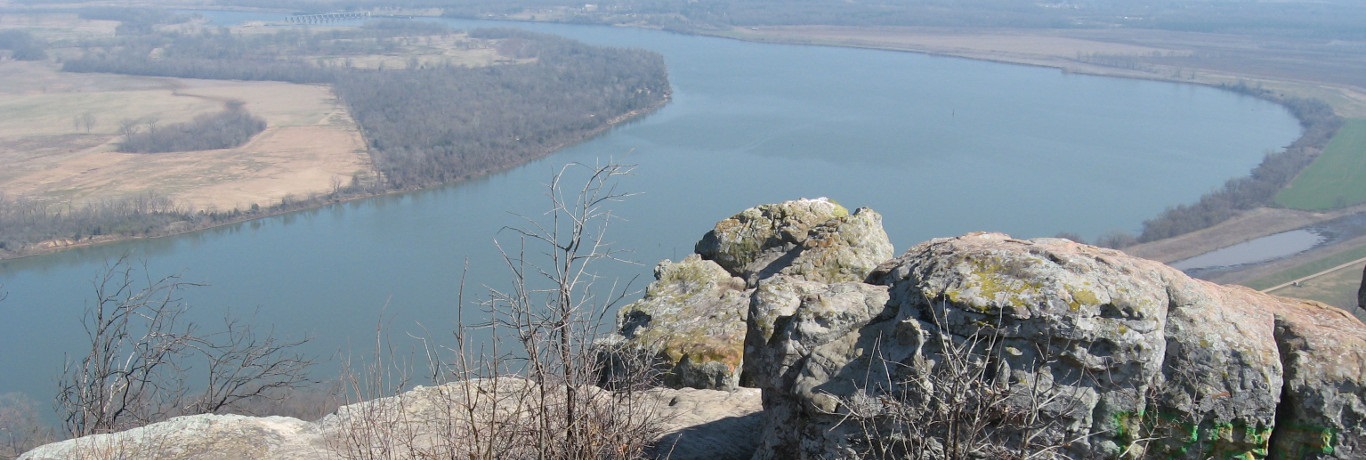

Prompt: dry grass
[
  {"left": 1265, "top": 261, "right": 1364, "bottom": 310},
  {"left": 0, "top": 12, "right": 118, "bottom": 42},
  {"left": 0, "top": 61, "right": 372, "bottom": 212},
  {"left": 739, "top": 25, "right": 1180, "bottom": 60}
]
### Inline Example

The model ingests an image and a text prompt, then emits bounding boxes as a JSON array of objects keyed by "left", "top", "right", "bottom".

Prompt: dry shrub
[
  {"left": 831, "top": 303, "right": 1096, "bottom": 460},
  {"left": 329, "top": 163, "right": 665, "bottom": 459}
]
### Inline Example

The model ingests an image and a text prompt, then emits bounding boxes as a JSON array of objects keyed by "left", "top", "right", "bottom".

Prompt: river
[{"left": 0, "top": 13, "right": 1301, "bottom": 412}]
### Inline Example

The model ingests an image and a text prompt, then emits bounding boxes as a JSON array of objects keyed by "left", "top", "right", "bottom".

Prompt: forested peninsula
[{"left": 0, "top": 18, "right": 670, "bottom": 258}]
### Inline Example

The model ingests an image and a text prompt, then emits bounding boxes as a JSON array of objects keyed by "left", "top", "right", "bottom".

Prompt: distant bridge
[{"left": 285, "top": 12, "right": 371, "bottom": 24}]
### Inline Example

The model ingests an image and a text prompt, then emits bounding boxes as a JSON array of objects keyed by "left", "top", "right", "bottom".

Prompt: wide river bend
[{"left": 0, "top": 15, "right": 1300, "bottom": 408}]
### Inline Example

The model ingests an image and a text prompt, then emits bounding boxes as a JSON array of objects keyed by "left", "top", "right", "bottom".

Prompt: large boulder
[
  {"left": 611, "top": 199, "right": 894, "bottom": 390},
  {"left": 614, "top": 255, "right": 751, "bottom": 390},
  {"left": 746, "top": 232, "right": 1366, "bottom": 459},
  {"left": 694, "top": 197, "right": 893, "bottom": 286},
  {"left": 1266, "top": 300, "right": 1366, "bottom": 459}
]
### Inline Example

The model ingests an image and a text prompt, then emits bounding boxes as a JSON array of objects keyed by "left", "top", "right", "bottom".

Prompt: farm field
[
  {"left": 1274, "top": 119, "right": 1366, "bottom": 210},
  {"left": 0, "top": 61, "right": 372, "bottom": 212},
  {"left": 1261, "top": 256, "right": 1366, "bottom": 322}
]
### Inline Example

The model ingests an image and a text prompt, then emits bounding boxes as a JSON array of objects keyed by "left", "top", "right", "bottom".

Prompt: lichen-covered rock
[
  {"left": 746, "top": 232, "right": 1366, "bottom": 460},
  {"left": 744, "top": 278, "right": 891, "bottom": 459},
  {"left": 1267, "top": 300, "right": 1366, "bottom": 459},
  {"left": 613, "top": 254, "right": 750, "bottom": 390},
  {"left": 1146, "top": 282, "right": 1283, "bottom": 458},
  {"left": 694, "top": 198, "right": 891, "bottom": 286},
  {"left": 614, "top": 199, "right": 893, "bottom": 390},
  {"left": 695, "top": 198, "right": 848, "bottom": 283},
  {"left": 778, "top": 206, "right": 894, "bottom": 284}
]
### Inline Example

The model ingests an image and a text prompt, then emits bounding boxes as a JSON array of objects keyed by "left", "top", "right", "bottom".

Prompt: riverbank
[
  {"left": 703, "top": 24, "right": 1366, "bottom": 308},
  {"left": 710, "top": 26, "right": 1366, "bottom": 117},
  {"left": 0, "top": 95, "right": 669, "bottom": 262}
]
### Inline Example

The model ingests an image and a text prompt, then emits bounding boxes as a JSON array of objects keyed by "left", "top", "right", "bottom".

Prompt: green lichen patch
[{"left": 946, "top": 256, "right": 1045, "bottom": 314}]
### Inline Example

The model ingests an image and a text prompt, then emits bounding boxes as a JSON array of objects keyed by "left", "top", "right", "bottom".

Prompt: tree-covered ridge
[{"left": 60, "top": 22, "right": 671, "bottom": 189}]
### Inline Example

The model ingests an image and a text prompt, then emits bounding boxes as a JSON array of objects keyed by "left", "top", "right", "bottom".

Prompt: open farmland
[
  {"left": 0, "top": 61, "right": 371, "bottom": 213},
  {"left": 1275, "top": 119, "right": 1366, "bottom": 210}
]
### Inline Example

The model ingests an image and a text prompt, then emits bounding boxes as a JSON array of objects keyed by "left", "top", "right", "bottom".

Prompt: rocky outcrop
[
  {"left": 611, "top": 198, "right": 893, "bottom": 390},
  {"left": 748, "top": 231, "right": 1366, "bottom": 459},
  {"left": 21, "top": 379, "right": 763, "bottom": 460},
  {"left": 622, "top": 199, "right": 1365, "bottom": 458}
]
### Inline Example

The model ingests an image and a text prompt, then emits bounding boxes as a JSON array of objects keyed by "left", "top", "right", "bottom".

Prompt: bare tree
[
  {"left": 116, "top": 118, "right": 140, "bottom": 139},
  {"left": 72, "top": 112, "right": 97, "bottom": 134},
  {"left": 328, "top": 162, "right": 662, "bottom": 459},
  {"left": 487, "top": 162, "right": 641, "bottom": 457},
  {"left": 56, "top": 257, "right": 314, "bottom": 437}
]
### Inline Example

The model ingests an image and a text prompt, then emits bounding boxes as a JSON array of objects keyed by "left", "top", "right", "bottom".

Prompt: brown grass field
[{"left": 0, "top": 61, "right": 372, "bottom": 212}]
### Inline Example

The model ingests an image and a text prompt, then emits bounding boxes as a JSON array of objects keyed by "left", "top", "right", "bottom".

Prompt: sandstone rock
[
  {"left": 22, "top": 378, "right": 765, "bottom": 460},
  {"left": 614, "top": 255, "right": 750, "bottom": 390},
  {"left": 20, "top": 414, "right": 325, "bottom": 460},
  {"left": 642, "top": 386, "right": 764, "bottom": 460},
  {"left": 1267, "top": 299, "right": 1366, "bottom": 459},
  {"left": 1358, "top": 264, "right": 1366, "bottom": 313},
  {"left": 776, "top": 206, "right": 894, "bottom": 285},
  {"left": 695, "top": 197, "right": 849, "bottom": 283},
  {"left": 614, "top": 199, "right": 893, "bottom": 390},
  {"left": 694, "top": 198, "right": 892, "bottom": 286},
  {"left": 746, "top": 232, "right": 1366, "bottom": 460}
]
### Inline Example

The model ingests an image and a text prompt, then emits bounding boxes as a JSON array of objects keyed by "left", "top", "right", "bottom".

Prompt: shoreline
[
  {"left": 696, "top": 25, "right": 1362, "bottom": 259},
  {"left": 0, "top": 94, "right": 670, "bottom": 262}
]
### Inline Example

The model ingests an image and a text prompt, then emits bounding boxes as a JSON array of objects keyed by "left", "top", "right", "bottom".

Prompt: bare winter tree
[
  {"left": 56, "top": 257, "right": 314, "bottom": 437},
  {"left": 329, "top": 162, "right": 663, "bottom": 459},
  {"left": 487, "top": 162, "right": 645, "bottom": 457}
]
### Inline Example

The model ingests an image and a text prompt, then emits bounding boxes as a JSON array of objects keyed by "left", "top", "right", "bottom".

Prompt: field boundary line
[{"left": 1262, "top": 255, "right": 1366, "bottom": 293}]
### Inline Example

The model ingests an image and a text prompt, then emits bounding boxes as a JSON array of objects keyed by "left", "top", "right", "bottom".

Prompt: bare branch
[{"left": 56, "top": 257, "right": 313, "bottom": 437}]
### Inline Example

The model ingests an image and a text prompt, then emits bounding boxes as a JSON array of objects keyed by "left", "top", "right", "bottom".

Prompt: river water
[{"left": 0, "top": 14, "right": 1300, "bottom": 409}]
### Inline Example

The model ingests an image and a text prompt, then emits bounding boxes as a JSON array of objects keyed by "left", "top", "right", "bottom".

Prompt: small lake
[
  {"left": 0, "top": 13, "right": 1301, "bottom": 412},
  {"left": 1172, "top": 229, "right": 1325, "bottom": 272}
]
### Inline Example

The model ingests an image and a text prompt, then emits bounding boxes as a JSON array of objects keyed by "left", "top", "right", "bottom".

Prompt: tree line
[
  {"left": 0, "top": 30, "right": 46, "bottom": 61},
  {"left": 117, "top": 101, "right": 267, "bottom": 154}
]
